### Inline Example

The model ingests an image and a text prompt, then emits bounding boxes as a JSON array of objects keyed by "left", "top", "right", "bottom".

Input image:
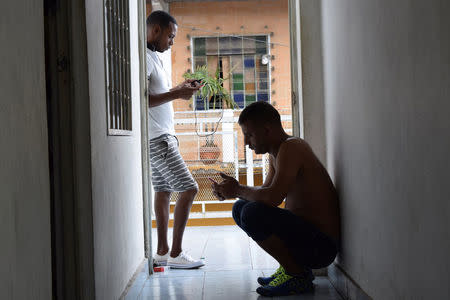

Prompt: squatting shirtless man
[{"left": 211, "top": 101, "right": 340, "bottom": 297}]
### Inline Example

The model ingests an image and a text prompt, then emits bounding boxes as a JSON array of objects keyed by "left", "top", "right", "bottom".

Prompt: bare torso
[{"left": 272, "top": 138, "right": 340, "bottom": 240}]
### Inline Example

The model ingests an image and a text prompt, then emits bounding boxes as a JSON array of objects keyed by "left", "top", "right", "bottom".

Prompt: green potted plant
[
  {"left": 183, "top": 65, "right": 236, "bottom": 164},
  {"left": 183, "top": 65, "right": 236, "bottom": 110}
]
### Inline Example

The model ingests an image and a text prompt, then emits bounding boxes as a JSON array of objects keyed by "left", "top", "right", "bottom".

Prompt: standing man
[
  {"left": 211, "top": 102, "right": 340, "bottom": 296},
  {"left": 147, "top": 10, "right": 204, "bottom": 269}
]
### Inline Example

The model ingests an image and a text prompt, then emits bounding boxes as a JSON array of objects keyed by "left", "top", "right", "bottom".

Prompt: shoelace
[
  {"left": 269, "top": 272, "right": 292, "bottom": 287},
  {"left": 270, "top": 266, "right": 285, "bottom": 278},
  {"left": 179, "top": 251, "right": 194, "bottom": 262}
]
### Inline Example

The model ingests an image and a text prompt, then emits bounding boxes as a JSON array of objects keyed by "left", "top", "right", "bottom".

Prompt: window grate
[
  {"left": 192, "top": 35, "right": 270, "bottom": 111},
  {"left": 104, "top": 0, "right": 132, "bottom": 135}
]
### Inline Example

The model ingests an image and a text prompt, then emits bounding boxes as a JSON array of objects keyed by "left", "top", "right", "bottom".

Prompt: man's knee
[
  {"left": 233, "top": 201, "right": 272, "bottom": 241},
  {"left": 154, "top": 191, "right": 171, "bottom": 202},
  {"left": 190, "top": 186, "right": 199, "bottom": 196},
  {"left": 232, "top": 199, "right": 249, "bottom": 225},
  {"left": 184, "top": 186, "right": 199, "bottom": 196},
  {"left": 178, "top": 186, "right": 198, "bottom": 203},
  {"left": 240, "top": 201, "right": 264, "bottom": 232}
]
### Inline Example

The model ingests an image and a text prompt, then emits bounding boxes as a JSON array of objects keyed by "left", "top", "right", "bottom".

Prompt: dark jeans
[{"left": 232, "top": 199, "right": 338, "bottom": 269}]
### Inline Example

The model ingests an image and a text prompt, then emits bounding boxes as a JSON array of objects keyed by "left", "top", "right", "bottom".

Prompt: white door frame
[
  {"left": 289, "top": 0, "right": 328, "bottom": 165},
  {"left": 289, "top": 0, "right": 304, "bottom": 138},
  {"left": 138, "top": 0, "right": 154, "bottom": 275}
]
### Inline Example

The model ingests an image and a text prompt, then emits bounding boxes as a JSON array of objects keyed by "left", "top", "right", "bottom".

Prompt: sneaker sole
[
  {"left": 256, "top": 286, "right": 274, "bottom": 297},
  {"left": 167, "top": 261, "right": 205, "bottom": 269},
  {"left": 256, "top": 284, "right": 315, "bottom": 297},
  {"left": 153, "top": 260, "right": 167, "bottom": 266}
]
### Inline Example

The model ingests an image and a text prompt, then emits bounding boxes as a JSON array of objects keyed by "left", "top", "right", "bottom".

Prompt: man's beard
[{"left": 147, "top": 42, "right": 157, "bottom": 51}]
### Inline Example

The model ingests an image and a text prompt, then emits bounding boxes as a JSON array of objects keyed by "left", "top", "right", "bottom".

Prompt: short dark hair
[
  {"left": 146, "top": 10, "right": 177, "bottom": 28},
  {"left": 238, "top": 101, "right": 281, "bottom": 127}
]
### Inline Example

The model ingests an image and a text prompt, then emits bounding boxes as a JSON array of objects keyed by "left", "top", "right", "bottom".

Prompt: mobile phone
[{"left": 191, "top": 79, "right": 202, "bottom": 87}]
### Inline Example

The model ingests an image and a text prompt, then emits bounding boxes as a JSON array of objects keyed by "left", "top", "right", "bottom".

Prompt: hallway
[
  {"left": 2, "top": 0, "right": 450, "bottom": 299},
  {"left": 124, "top": 226, "right": 342, "bottom": 299}
]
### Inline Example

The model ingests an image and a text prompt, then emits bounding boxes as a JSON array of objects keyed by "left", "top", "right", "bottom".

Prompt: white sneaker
[
  {"left": 167, "top": 251, "right": 205, "bottom": 269},
  {"left": 153, "top": 251, "right": 169, "bottom": 266}
]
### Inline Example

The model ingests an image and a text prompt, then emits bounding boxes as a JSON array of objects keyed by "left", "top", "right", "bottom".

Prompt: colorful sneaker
[
  {"left": 153, "top": 251, "right": 169, "bottom": 266},
  {"left": 258, "top": 266, "right": 315, "bottom": 286},
  {"left": 256, "top": 271, "right": 315, "bottom": 297},
  {"left": 257, "top": 265, "right": 285, "bottom": 285},
  {"left": 167, "top": 251, "right": 205, "bottom": 269}
]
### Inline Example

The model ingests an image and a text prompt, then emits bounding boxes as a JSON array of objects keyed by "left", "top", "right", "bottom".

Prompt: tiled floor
[{"left": 125, "top": 226, "right": 342, "bottom": 300}]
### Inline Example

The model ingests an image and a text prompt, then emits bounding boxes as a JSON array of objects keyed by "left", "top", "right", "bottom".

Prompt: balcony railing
[{"left": 159, "top": 109, "right": 292, "bottom": 215}]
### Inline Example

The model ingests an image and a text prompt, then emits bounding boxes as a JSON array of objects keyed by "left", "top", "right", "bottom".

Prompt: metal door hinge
[{"left": 57, "top": 55, "right": 69, "bottom": 72}]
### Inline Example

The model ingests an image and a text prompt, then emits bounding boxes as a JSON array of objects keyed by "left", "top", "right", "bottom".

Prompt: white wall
[
  {"left": 0, "top": 0, "right": 52, "bottom": 299},
  {"left": 299, "top": 0, "right": 326, "bottom": 165},
  {"left": 85, "top": 1, "right": 145, "bottom": 299},
  {"left": 321, "top": 0, "right": 450, "bottom": 299}
]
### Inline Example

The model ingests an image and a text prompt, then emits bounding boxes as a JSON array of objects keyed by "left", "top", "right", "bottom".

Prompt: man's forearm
[
  {"left": 236, "top": 184, "right": 276, "bottom": 206},
  {"left": 148, "top": 89, "right": 180, "bottom": 107}
]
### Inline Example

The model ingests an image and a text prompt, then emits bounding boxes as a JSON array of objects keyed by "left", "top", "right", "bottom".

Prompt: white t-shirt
[{"left": 147, "top": 49, "right": 175, "bottom": 140}]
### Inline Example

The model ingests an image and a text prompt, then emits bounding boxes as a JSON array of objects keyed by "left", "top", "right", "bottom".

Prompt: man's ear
[{"left": 151, "top": 24, "right": 161, "bottom": 36}]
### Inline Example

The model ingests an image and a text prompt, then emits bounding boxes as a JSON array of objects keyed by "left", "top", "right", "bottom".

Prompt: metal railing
[{"left": 161, "top": 109, "right": 292, "bottom": 214}]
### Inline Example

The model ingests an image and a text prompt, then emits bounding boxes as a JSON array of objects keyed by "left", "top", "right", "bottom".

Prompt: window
[
  {"left": 192, "top": 35, "right": 270, "bottom": 110},
  {"left": 104, "top": 0, "right": 132, "bottom": 135}
]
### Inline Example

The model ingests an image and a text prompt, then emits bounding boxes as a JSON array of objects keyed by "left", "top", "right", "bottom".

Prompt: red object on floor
[{"left": 153, "top": 266, "right": 165, "bottom": 272}]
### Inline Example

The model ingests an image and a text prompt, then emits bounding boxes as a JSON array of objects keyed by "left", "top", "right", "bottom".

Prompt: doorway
[{"left": 144, "top": 0, "right": 297, "bottom": 230}]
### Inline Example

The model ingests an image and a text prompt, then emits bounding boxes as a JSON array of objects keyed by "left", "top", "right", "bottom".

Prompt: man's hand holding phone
[
  {"left": 209, "top": 177, "right": 225, "bottom": 201},
  {"left": 209, "top": 173, "right": 239, "bottom": 201},
  {"left": 173, "top": 79, "right": 202, "bottom": 100}
]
